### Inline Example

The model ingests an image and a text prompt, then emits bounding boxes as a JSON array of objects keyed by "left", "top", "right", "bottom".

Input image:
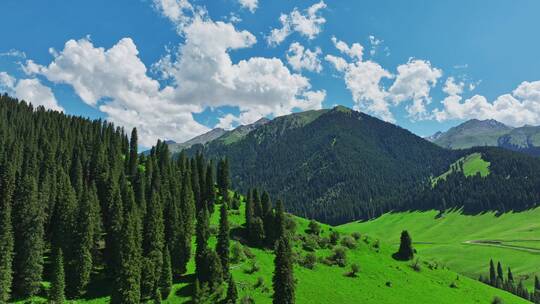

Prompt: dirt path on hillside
[{"left": 463, "top": 240, "right": 540, "bottom": 254}]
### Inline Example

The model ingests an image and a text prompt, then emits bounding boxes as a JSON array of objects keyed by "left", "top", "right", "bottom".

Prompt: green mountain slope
[
  {"left": 183, "top": 107, "right": 540, "bottom": 225},
  {"left": 187, "top": 106, "right": 457, "bottom": 224},
  {"left": 17, "top": 202, "right": 530, "bottom": 304},
  {"left": 429, "top": 119, "right": 540, "bottom": 156},
  {"left": 431, "top": 119, "right": 513, "bottom": 149},
  {"left": 339, "top": 208, "right": 540, "bottom": 290},
  {"left": 432, "top": 152, "right": 490, "bottom": 186}
]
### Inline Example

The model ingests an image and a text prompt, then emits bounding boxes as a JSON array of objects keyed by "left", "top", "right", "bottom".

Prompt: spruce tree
[
  {"left": 217, "top": 158, "right": 230, "bottom": 204},
  {"left": 394, "top": 230, "right": 414, "bottom": 261},
  {"left": 195, "top": 205, "right": 210, "bottom": 284},
  {"left": 141, "top": 187, "right": 164, "bottom": 300},
  {"left": 49, "top": 248, "right": 66, "bottom": 304},
  {"left": 489, "top": 259, "right": 496, "bottom": 286},
  {"left": 272, "top": 235, "right": 295, "bottom": 304},
  {"left": 159, "top": 246, "right": 173, "bottom": 300},
  {"left": 274, "top": 200, "right": 286, "bottom": 241},
  {"left": 206, "top": 250, "right": 224, "bottom": 290},
  {"left": 71, "top": 185, "right": 96, "bottom": 297},
  {"left": 111, "top": 192, "right": 142, "bottom": 304},
  {"left": 179, "top": 170, "right": 195, "bottom": 274},
  {"left": 13, "top": 174, "right": 44, "bottom": 297},
  {"left": 507, "top": 267, "right": 514, "bottom": 284},
  {"left": 205, "top": 164, "right": 215, "bottom": 213},
  {"left": 105, "top": 178, "right": 124, "bottom": 279},
  {"left": 128, "top": 128, "right": 138, "bottom": 177},
  {"left": 0, "top": 162, "right": 15, "bottom": 302},
  {"left": 245, "top": 190, "right": 254, "bottom": 230},
  {"left": 216, "top": 204, "right": 230, "bottom": 278},
  {"left": 226, "top": 275, "right": 238, "bottom": 304},
  {"left": 250, "top": 217, "right": 265, "bottom": 247},
  {"left": 497, "top": 262, "right": 503, "bottom": 280},
  {"left": 261, "top": 191, "right": 275, "bottom": 245}
]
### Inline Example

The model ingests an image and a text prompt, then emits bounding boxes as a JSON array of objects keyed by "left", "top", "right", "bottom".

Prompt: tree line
[
  {"left": 479, "top": 259, "right": 540, "bottom": 303},
  {"left": 0, "top": 94, "right": 295, "bottom": 304}
]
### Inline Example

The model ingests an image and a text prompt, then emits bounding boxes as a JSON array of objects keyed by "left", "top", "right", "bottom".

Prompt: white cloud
[
  {"left": 331, "top": 37, "right": 363, "bottom": 61},
  {"left": 434, "top": 80, "right": 540, "bottom": 126},
  {"left": 368, "top": 35, "right": 382, "bottom": 56},
  {"left": 0, "top": 72, "right": 16, "bottom": 89},
  {"left": 238, "top": 0, "right": 258, "bottom": 13},
  {"left": 267, "top": 1, "right": 327, "bottom": 46},
  {"left": 443, "top": 77, "right": 464, "bottom": 96},
  {"left": 26, "top": 14, "right": 324, "bottom": 146},
  {"left": 0, "top": 71, "right": 63, "bottom": 112},
  {"left": 388, "top": 59, "right": 442, "bottom": 119},
  {"left": 0, "top": 49, "right": 26, "bottom": 59},
  {"left": 152, "top": 0, "right": 205, "bottom": 33},
  {"left": 286, "top": 42, "right": 322, "bottom": 73},
  {"left": 325, "top": 38, "right": 394, "bottom": 122}
]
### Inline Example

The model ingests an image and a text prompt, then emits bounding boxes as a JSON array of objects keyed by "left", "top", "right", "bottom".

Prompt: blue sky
[{"left": 1, "top": 0, "right": 540, "bottom": 146}]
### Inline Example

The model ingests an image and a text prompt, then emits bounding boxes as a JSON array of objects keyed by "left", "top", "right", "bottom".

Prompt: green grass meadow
[
  {"left": 14, "top": 202, "right": 531, "bottom": 303},
  {"left": 340, "top": 208, "right": 540, "bottom": 291}
]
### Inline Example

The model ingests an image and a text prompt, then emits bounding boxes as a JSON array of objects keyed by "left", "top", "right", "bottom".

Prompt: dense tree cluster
[
  {"left": 480, "top": 259, "right": 540, "bottom": 303},
  {"left": 186, "top": 108, "right": 540, "bottom": 224},
  {"left": 407, "top": 147, "right": 540, "bottom": 214},
  {"left": 188, "top": 108, "right": 458, "bottom": 224},
  {"left": 0, "top": 95, "right": 236, "bottom": 303}
]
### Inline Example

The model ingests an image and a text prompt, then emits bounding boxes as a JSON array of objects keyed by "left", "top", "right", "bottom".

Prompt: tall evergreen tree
[
  {"left": 274, "top": 200, "right": 286, "bottom": 241},
  {"left": 13, "top": 174, "right": 44, "bottom": 297},
  {"left": 71, "top": 185, "right": 96, "bottom": 297},
  {"left": 272, "top": 235, "right": 295, "bottom": 304},
  {"left": 0, "top": 161, "right": 16, "bottom": 302},
  {"left": 393, "top": 230, "right": 414, "bottom": 261},
  {"left": 245, "top": 190, "right": 254, "bottom": 231},
  {"left": 49, "top": 248, "right": 66, "bottom": 304},
  {"left": 205, "top": 163, "right": 215, "bottom": 213},
  {"left": 226, "top": 275, "right": 238, "bottom": 304},
  {"left": 141, "top": 186, "right": 164, "bottom": 299},
  {"left": 111, "top": 189, "right": 142, "bottom": 304},
  {"left": 507, "top": 267, "right": 514, "bottom": 284},
  {"left": 105, "top": 178, "right": 124, "bottom": 279},
  {"left": 178, "top": 170, "right": 195, "bottom": 275},
  {"left": 128, "top": 128, "right": 138, "bottom": 177},
  {"left": 159, "top": 246, "right": 173, "bottom": 300},
  {"left": 216, "top": 204, "right": 230, "bottom": 278},
  {"left": 217, "top": 158, "right": 230, "bottom": 204},
  {"left": 261, "top": 191, "right": 274, "bottom": 245},
  {"left": 497, "top": 262, "right": 504, "bottom": 281},
  {"left": 489, "top": 259, "right": 496, "bottom": 286},
  {"left": 195, "top": 205, "right": 210, "bottom": 284}
]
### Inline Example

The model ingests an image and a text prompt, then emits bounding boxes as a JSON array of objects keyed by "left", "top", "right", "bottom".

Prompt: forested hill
[
  {"left": 185, "top": 106, "right": 540, "bottom": 225},
  {"left": 186, "top": 106, "right": 458, "bottom": 224}
]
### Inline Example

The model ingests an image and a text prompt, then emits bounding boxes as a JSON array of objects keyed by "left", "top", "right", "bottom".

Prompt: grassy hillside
[
  {"left": 14, "top": 203, "right": 529, "bottom": 304},
  {"left": 432, "top": 119, "right": 512, "bottom": 149},
  {"left": 432, "top": 152, "right": 490, "bottom": 186},
  {"left": 339, "top": 208, "right": 540, "bottom": 290}
]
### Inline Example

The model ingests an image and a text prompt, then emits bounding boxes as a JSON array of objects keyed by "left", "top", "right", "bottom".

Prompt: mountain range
[
  {"left": 427, "top": 119, "right": 540, "bottom": 156},
  {"left": 169, "top": 106, "right": 540, "bottom": 224}
]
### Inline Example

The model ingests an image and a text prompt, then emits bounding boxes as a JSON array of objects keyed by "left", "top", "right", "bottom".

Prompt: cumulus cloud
[
  {"left": 286, "top": 42, "right": 322, "bottom": 73},
  {"left": 434, "top": 80, "right": 540, "bottom": 126},
  {"left": 238, "top": 0, "right": 258, "bottom": 13},
  {"left": 443, "top": 77, "right": 464, "bottom": 96},
  {"left": 152, "top": 0, "right": 204, "bottom": 33},
  {"left": 267, "top": 1, "right": 327, "bottom": 46},
  {"left": 326, "top": 38, "right": 394, "bottom": 121},
  {"left": 388, "top": 59, "right": 442, "bottom": 119},
  {"left": 327, "top": 38, "right": 443, "bottom": 122},
  {"left": 26, "top": 10, "right": 324, "bottom": 146},
  {"left": 0, "top": 71, "right": 63, "bottom": 112}
]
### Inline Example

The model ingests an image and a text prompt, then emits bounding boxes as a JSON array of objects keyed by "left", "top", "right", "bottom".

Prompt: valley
[{"left": 340, "top": 208, "right": 540, "bottom": 289}]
